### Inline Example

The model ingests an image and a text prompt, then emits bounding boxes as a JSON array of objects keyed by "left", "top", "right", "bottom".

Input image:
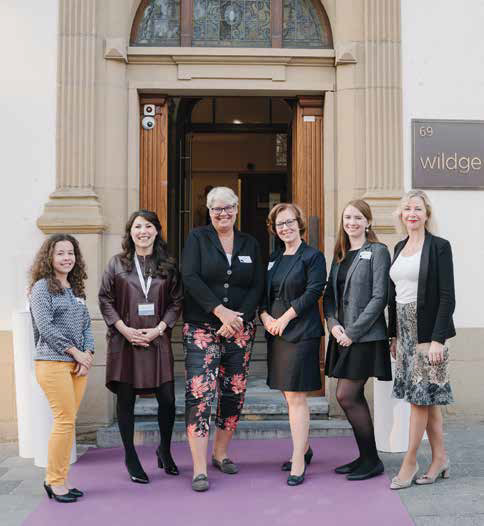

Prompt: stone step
[
  {"left": 135, "top": 377, "right": 328, "bottom": 419},
  {"left": 96, "top": 419, "right": 352, "bottom": 447}
]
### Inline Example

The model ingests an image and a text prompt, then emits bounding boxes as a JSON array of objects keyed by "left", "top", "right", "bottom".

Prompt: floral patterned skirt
[{"left": 392, "top": 302, "right": 453, "bottom": 406}]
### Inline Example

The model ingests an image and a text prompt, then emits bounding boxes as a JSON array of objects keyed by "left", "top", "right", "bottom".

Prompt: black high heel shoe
[
  {"left": 125, "top": 459, "right": 149, "bottom": 484},
  {"left": 156, "top": 447, "right": 179, "bottom": 476},
  {"left": 287, "top": 463, "right": 307, "bottom": 486},
  {"left": 43, "top": 482, "right": 77, "bottom": 503},
  {"left": 281, "top": 446, "right": 313, "bottom": 472}
]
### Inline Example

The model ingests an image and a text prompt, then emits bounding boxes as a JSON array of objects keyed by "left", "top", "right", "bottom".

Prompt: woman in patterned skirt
[{"left": 389, "top": 190, "right": 455, "bottom": 489}]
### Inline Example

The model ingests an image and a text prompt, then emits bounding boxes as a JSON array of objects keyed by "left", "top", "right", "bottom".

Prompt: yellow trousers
[{"left": 35, "top": 361, "right": 87, "bottom": 486}]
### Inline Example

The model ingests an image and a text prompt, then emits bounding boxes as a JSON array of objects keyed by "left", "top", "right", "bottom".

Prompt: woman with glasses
[
  {"left": 260, "top": 203, "right": 326, "bottom": 486},
  {"left": 181, "top": 186, "right": 264, "bottom": 492}
]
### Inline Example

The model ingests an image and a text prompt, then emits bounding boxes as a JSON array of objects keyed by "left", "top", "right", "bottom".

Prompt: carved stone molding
[
  {"left": 335, "top": 44, "right": 357, "bottom": 65},
  {"left": 104, "top": 38, "right": 128, "bottom": 62}
]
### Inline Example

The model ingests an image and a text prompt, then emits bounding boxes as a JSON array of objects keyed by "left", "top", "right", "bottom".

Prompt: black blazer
[
  {"left": 181, "top": 225, "right": 264, "bottom": 327},
  {"left": 388, "top": 230, "right": 456, "bottom": 344},
  {"left": 261, "top": 241, "right": 326, "bottom": 343}
]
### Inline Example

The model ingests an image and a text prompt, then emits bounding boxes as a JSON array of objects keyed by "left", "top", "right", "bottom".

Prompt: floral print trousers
[{"left": 183, "top": 321, "right": 256, "bottom": 437}]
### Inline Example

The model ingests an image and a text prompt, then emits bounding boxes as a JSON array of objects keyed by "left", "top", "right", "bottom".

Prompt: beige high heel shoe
[
  {"left": 390, "top": 462, "right": 419, "bottom": 490},
  {"left": 415, "top": 461, "right": 450, "bottom": 485}
]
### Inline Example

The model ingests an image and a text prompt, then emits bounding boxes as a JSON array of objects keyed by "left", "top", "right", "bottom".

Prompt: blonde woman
[{"left": 389, "top": 190, "right": 455, "bottom": 489}]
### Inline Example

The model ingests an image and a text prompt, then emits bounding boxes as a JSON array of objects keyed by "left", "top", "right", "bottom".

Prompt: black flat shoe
[
  {"left": 281, "top": 446, "right": 313, "bottom": 472},
  {"left": 68, "top": 488, "right": 84, "bottom": 498},
  {"left": 346, "top": 459, "right": 384, "bottom": 481},
  {"left": 334, "top": 457, "right": 361, "bottom": 475},
  {"left": 287, "top": 464, "right": 307, "bottom": 487},
  {"left": 125, "top": 460, "right": 149, "bottom": 484},
  {"left": 43, "top": 482, "right": 77, "bottom": 503},
  {"left": 156, "top": 447, "right": 179, "bottom": 476}
]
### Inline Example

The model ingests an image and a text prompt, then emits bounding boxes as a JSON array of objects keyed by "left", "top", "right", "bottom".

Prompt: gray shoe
[
  {"left": 212, "top": 456, "right": 239, "bottom": 474},
  {"left": 191, "top": 474, "right": 209, "bottom": 492}
]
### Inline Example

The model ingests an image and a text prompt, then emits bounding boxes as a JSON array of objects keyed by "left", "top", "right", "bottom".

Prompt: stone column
[
  {"left": 37, "top": 0, "right": 105, "bottom": 234},
  {"left": 362, "top": 0, "right": 403, "bottom": 235},
  {"left": 37, "top": 1, "right": 111, "bottom": 431}
]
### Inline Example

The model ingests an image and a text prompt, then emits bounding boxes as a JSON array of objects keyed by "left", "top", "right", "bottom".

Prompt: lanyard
[{"left": 134, "top": 254, "right": 152, "bottom": 302}]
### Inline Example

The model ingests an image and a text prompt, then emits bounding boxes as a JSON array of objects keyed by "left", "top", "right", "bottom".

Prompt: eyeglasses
[
  {"left": 210, "top": 205, "right": 236, "bottom": 216},
  {"left": 275, "top": 218, "right": 298, "bottom": 229}
]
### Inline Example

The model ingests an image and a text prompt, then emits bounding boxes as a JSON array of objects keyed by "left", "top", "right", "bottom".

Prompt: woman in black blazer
[
  {"left": 260, "top": 203, "right": 326, "bottom": 486},
  {"left": 182, "top": 186, "right": 264, "bottom": 492},
  {"left": 388, "top": 190, "right": 455, "bottom": 490}
]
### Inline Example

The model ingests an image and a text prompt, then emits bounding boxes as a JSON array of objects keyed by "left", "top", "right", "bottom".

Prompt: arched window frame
[{"left": 130, "top": 0, "right": 333, "bottom": 49}]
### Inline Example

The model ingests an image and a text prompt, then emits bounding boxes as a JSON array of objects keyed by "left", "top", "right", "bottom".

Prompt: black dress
[
  {"left": 267, "top": 255, "right": 322, "bottom": 391},
  {"left": 325, "top": 250, "right": 391, "bottom": 381}
]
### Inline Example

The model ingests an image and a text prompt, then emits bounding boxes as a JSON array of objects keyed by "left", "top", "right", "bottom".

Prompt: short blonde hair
[
  {"left": 206, "top": 186, "right": 239, "bottom": 209},
  {"left": 266, "top": 203, "right": 306, "bottom": 237},
  {"left": 394, "top": 189, "right": 436, "bottom": 234}
]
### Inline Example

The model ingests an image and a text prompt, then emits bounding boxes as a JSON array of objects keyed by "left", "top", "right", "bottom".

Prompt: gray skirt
[{"left": 392, "top": 302, "right": 453, "bottom": 406}]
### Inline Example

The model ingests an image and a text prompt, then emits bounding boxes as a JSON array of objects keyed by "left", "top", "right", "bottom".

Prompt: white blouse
[{"left": 389, "top": 250, "right": 422, "bottom": 304}]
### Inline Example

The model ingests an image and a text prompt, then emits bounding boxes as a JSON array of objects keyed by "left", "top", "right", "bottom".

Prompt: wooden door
[
  {"left": 139, "top": 96, "right": 169, "bottom": 233},
  {"left": 292, "top": 96, "right": 325, "bottom": 392}
]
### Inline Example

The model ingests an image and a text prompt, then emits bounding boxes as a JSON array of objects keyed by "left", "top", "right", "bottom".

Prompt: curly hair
[
  {"left": 120, "top": 210, "right": 176, "bottom": 278},
  {"left": 29, "top": 234, "right": 88, "bottom": 297}
]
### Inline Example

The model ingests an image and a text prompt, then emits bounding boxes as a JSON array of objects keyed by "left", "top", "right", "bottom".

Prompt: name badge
[
  {"left": 138, "top": 303, "right": 155, "bottom": 316},
  {"left": 238, "top": 255, "right": 252, "bottom": 263},
  {"left": 267, "top": 261, "right": 275, "bottom": 270},
  {"left": 75, "top": 297, "right": 86, "bottom": 305},
  {"left": 360, "top": 251, "right": 372, "bottom": 260}
]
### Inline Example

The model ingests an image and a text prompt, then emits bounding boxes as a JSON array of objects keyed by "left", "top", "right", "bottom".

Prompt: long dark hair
[
  {"left": 334, "top": 200, "right": 379, "bottom": 263},
  {"left": 120, "top": 210, "right": 176, "bottom": 278},
  {"left": 29, "top": 234, "right": 88, "bottom": 297}
]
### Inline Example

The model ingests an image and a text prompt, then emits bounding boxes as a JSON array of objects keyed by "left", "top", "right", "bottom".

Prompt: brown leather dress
[{"left": 99, "top": 254, "right": 183, "bottom": 393}]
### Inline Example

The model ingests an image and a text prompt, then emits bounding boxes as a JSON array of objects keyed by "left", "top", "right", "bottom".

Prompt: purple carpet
[{"left": 23, "top": 438, "right": 412, "bottom": 526}]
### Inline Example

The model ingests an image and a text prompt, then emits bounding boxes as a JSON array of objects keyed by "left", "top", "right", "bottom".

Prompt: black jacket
[
  {"left": 261, "top": 241, "right": 326, "bottom": 343},
  {"left": 181, "top": 225, "right": 264, "bottom": 327},
  {"left": 388, "top": 230, "right": 456, "bottom": 344}
]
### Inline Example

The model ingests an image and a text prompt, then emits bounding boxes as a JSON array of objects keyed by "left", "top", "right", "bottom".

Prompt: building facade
[{"left": 1, "top": 0, "right": 483, "bottom": 440}]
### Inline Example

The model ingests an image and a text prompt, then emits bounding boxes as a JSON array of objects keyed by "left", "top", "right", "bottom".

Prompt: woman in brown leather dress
[{"left": 99, "top": 210, "right": 183, "bottom": 484}]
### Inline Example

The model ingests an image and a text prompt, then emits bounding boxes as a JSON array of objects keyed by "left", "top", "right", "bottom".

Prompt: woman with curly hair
[
  {"left": 29, "top": 234, "right": 94, "bottom": 503},
  {"left": 99, "top": 210, "right": 183, "bottom": 484}
]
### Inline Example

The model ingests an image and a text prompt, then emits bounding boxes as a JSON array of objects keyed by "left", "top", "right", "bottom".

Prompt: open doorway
[{"left": 173, "top": 97, "right": 293, "bottom": 262}]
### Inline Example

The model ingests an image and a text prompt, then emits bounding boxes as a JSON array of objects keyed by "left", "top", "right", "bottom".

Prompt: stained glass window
[
  {"left": 193, "top": 0, "right": 271, "bottom": 47},
  {"left": 283, "top": 0, "right": 330, "bottom": 48},
  {"left": 276, "top": 134, "right": 288, "bottom": 167},
  {"left": 133, "top": 0, "right": 180, "bottom": 46}
]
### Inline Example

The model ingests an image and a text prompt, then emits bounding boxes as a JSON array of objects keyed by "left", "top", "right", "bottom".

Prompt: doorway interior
[{"left": 169, "top": 96, "right": 294, "bottom": 263}]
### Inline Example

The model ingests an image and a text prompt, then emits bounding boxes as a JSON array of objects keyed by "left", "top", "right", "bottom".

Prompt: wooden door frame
[
  {"left": 292, "top": 96, "right": 326, "bottom": 394},
  {"left": 138, "top": 93, "right": 326, "bottom": 393}
]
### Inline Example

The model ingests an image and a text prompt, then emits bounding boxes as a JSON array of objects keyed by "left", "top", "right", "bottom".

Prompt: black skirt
[
  {"left": 325, "top": 337, "right": 392, "bottom": 381},
  {"left": 267, "top": 336, "right": 322, "bottom": 392}
]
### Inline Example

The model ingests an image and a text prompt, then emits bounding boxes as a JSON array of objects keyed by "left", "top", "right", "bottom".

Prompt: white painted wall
[
  {"left": 0, "top": 1, "right": 58, "bottom": 329},
  {"left": 401, "top": 0, "right": 484, "bottom": 328}
]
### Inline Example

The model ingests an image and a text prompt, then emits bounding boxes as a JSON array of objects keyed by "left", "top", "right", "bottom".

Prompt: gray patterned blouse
[{"left": 30, "top": 278, "right": 95, "bottom": 361}]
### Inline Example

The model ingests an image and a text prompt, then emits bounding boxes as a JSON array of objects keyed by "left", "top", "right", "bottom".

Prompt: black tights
[
  {"left": 116, "top": 381, "right": 175, "bottom": 471},
  {"left": 336, "top": 378, "right": 379, "bottom": 466}
]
